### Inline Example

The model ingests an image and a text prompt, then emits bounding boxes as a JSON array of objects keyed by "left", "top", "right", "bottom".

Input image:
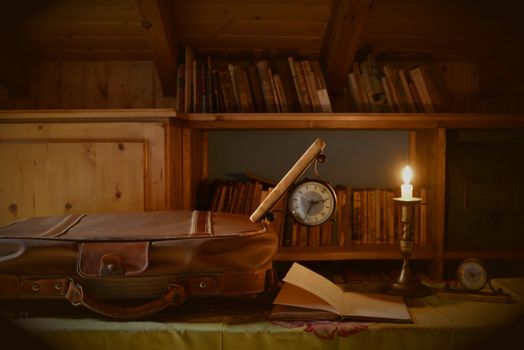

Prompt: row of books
[
  {"left": 177, "top": 47, "right": 333, "bottom": 114},
  {"left": 208, "top": 177, "right": 427, "bottom": 247},
  {"left": 318, "top": 186, "right": 427, "bottom": 246},
  {"left": 209, "top": 178, "right": 274, "bottom": 216},
  {"left": 347, "top": 53, "right": 447, "bottom": 113}
]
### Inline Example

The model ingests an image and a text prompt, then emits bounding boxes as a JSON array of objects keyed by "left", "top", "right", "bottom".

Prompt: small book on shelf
[{"left": 269, "top": 262, "right": 412, "bottom": 323}]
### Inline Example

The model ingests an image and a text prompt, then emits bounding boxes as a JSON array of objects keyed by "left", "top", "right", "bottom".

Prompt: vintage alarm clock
[
  {"left": 456, "top": 257, "right": 490, "bottom": 291},
  {"left": 438, "top": 257, "right": 512, "bottom": 303},
  {"left": 250, "top": 138, "right": 336, "bottom": 226}
]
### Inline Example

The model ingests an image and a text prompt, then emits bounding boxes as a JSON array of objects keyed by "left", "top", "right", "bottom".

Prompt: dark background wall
[{"left": 208, "top": 130, "right": 409, "bottom": 189}]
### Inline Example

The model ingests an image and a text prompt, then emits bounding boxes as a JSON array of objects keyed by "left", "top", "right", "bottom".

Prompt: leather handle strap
[{"left": 65, "top": 280, "right": 186, "bottom": 319}]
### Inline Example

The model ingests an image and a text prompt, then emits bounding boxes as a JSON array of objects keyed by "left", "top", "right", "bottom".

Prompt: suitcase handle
[{"left": 65, "top": 280, "right": 187, "bottom": 318}]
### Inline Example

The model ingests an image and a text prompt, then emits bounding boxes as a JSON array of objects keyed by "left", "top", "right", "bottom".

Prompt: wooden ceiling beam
[
  {"left": 135, "top": 0, "right": 178, "bottom": 96},
  {"left": 321, "top": 0, "right": 373, "bottom": 95}
]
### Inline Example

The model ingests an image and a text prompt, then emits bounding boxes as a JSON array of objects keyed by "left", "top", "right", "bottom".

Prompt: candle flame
[{"left": 402, "top": 165, "right": 413, "bottom": 184}]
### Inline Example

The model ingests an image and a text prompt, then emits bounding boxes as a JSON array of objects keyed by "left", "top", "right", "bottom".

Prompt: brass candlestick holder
[{"left": 385, "top": 197, "right": 432, "bottom": 298}]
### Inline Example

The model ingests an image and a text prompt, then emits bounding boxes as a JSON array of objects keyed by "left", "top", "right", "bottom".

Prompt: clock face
[
  {"left": 288, "top": 180, "right": 336, "bottom": 226},
  {"left": 457, "top": 258, "right": 489, "bottom": 291}
]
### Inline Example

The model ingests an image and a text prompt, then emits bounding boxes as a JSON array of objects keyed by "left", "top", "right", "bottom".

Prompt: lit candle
[{"left": 401, "top": 165, "right": 413, "bottom": 200}]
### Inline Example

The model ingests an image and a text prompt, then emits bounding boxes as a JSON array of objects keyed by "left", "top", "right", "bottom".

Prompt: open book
[{"left": 270, "top": 263, "right": 412, "bottom": 323}]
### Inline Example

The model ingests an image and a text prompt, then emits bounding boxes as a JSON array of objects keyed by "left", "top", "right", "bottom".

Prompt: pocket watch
[
  {"left": 288, "top": 179, "right": 336, "bottom": 226},
  {"left": 456, "top": 257, "right": 489, "bottom": 291}
]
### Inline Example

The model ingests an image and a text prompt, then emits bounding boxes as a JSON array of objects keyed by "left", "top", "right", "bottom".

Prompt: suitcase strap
[{"left": 65, "top": 280, "right": 186, "bottom": 319}]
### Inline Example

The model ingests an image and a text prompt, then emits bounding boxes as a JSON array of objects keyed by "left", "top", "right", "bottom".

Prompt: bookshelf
[
  {"left": 179, "top": 113, "right": 524, "bottom": 280},
  {"left": 2, "top": 0, "right": 523, "bottom": 283}
]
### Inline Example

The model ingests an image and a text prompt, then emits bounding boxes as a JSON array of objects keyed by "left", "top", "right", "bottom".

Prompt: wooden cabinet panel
[
  {"left": 0, "top": 115, "right": 176, "bottom": 224},
  {"left": 0, "top": 140, "right": 145, "bottom": 224}
]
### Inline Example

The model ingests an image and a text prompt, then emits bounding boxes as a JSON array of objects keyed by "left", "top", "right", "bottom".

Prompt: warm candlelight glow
[
  {"left": 401, "top": 165, "right": 413, "bottom": 200},
  {"left": 402, "top": 166, "right": 413, "bottom": 184}
]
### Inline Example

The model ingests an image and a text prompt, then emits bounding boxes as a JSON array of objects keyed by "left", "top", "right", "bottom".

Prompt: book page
[
  {"left": 340, "top": 291, "right": 411, "bottom": 321},
  {"left": 282, "top": 262, "right": 343, "bottom": 312},
  {"left": 273, "top": 281, "right": 338, "bottom": 314}
]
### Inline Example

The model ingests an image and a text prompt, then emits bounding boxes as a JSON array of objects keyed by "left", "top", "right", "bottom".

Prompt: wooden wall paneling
[
  {"left": 439, "top": 61, "right": 479, "bottom": 113},
  {"left": 36, "top": 61, "right": 62, "bottom": 108},
  {"left": 129, "top": 61, "right": 155, "bottom": 107},
  {"left": 0, "top": 85, "right": 9, "bottom": 107},
  {"left": 84, "top": 61, "right": 109, "bottom": 108},
  {"left": 177, "top": 20, "right": 326, "bottom": 37},
  {"left": 107, "top": 61, "right": 131, "bottom": 108},
  {"left": 174, "top": 0, "right": 329, "bottom": 53},
  {"left": 2, "top": 60, "right": 171, "bottom": 109},
  {"left": 153, "top": 66, "right": 176, "bottom": 107},
  {"left": 175, "top": 1, "right": 330, "bottom": 22},
  {"left": 0, "top": 64, "right": 37, "bottom": 109},
  {"left": 61, "top": 61, "right": 85, "bottom": 108}
]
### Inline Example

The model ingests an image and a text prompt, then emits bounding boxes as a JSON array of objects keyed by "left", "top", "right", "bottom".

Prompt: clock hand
[{"left": 306, "top": 201, "right": 314, "bottom": 215}]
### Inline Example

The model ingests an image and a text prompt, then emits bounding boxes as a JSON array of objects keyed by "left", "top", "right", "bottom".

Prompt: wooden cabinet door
[{"left": 0, "top": 122, "right": 168, "bottom": 225}]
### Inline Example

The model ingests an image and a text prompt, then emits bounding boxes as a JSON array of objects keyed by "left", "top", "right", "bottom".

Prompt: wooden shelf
[
  {"left": 275, "top": 244, "right": 435, "bottom": 261},
  {"left": 444, "top": 250, "right": 524, "bottom": 260},
  {"left": 181, "top": 113, "right": 524, "bottom": 130},
  {"left": 0, "top": 109, "right": 178, "bottom": 123}
]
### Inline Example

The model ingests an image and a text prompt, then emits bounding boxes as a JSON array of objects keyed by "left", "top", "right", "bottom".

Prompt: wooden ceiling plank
[
  {"left": 175, "top": 3, "right": 331, "bottom": 22},
  {"left": 0, "top": 54, "right": 30, "bottom": 98},
  {"left": 135, "top": 0, "right": 177, "bottom": 96},
  {"left": 321, "top": 0, "right": 373, "bottom": 94}
]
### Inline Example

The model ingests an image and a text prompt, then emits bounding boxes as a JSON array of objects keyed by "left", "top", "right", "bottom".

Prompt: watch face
[
  {"left": 457, "top": 258, "right": 488, "bottom": 291},
  {"left": 288, "top": 180, "right": 336, "bottom": 226}
]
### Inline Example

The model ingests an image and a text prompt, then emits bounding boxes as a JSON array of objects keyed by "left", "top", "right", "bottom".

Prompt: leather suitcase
[
  {"left": 0, "top": 211, "right": 277, "bottom": 318},
  {"left": 0, "top": 138, "right": 326, "bottom": 319}
]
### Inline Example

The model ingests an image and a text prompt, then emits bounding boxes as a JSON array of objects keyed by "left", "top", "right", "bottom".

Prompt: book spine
[
  {"left": 247, "top": 64, "right": 266, "bottom": 112},
  {"left": 268, "top": 68, "right": 281, "bottom": 112},
  {"left": 382, "top": 64, "right": 400, "bottom": 112},
  {"left": 228, "top": 64, "right": 241, "bottom": 109},
  {"left": 288, "top": 56, "right": 306, "bottom": 112},
  {"left": 273, "top": 74, "right": 289, "bottom": 112},
  {"left": 294, "top": 61, "right": 313, "bottom": 112},
  {"left": 184, "top": 46, "right": 194, "bottom": 113},
  {"left": 176, "top": 64, "right": 185, "bottom": 112},
  {"left": 192, "top": 60, "right": 199, "bottom": 112},
  {"left": 301, "top": 60, "right": 322, "bottom": 112},
  {"left": 352, "top": 189, "right": 362, "bottom": 244},
  {"left": 218, "top": 71, "right": 237, "bottom": 113},
  {"left": 398, "top": 69, "right": 417, "bottom": 112},
  {"left": 409, "top": 66, "right": 435, "bottom": 113},
  {"left": 236, "top": 67, "right": 254, "bottom": 112},
  {"left": 310, "top": 60, "right": 332, "bottom": 112},
  {"left": 256, "top": 60, "right": 277, "bottom": 113}
]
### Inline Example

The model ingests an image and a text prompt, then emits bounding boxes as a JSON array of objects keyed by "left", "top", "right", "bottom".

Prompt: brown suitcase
[
  {"left": 0, "top": 210, "right": 277, "bottom": 318},
  {"left": 0, "top": 138, "right": 326, "bottom": 319}
]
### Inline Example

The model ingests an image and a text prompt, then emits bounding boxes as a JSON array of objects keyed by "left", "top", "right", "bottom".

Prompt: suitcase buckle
[{"left": 100, "top": 254, "right": 124, "bottom": 276}]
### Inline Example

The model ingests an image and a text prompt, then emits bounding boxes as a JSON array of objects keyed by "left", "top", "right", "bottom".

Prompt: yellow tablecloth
[{"left": 3, "top": 278, "right": 524, "bottom": 350}]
